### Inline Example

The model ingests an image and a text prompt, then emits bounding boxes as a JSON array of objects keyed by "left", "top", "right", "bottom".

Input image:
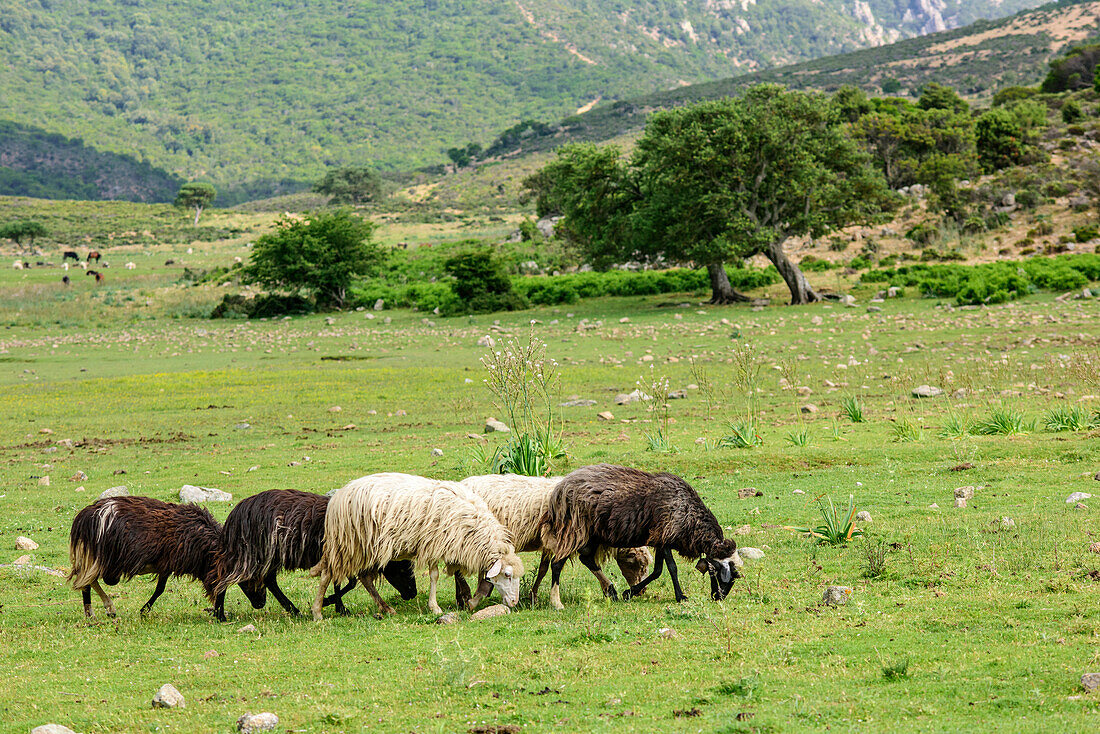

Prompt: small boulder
[
  {"left": 738, "top": 547, "right": 765, "bottom": 562},
  {"left": 430, "top": 448, "right": 444, "bottom": 457},
  {"left": 657, "top": 627, "right": 678, "bottom": 639},
  {"left": 237, "top": 712, "right": 279, "bottom": 733},
  {"left": 954, "top": 486, "right": 975, "bottom": 500},
  {"left": 152, "top": 684, "right": 185, "bottom": 709},
  {"left": 15, "top": 536, "right": 38, "bottom": 551},
  {"left": 840, "top": 295, "right": 857, "bottom": 307},
  {"left": 733, "top": 524, "right": 751, "bottom": 536},
  {"left": 738, "top": 487, "right": 762, "bottom": 499},
  {"left": 14, "top": 554, "right": 32, "bottom": 565},
  {"left": 328, "top": 405, "right": 342, "bottom": 413},
  {"left": 668, "top": 389, "right": 688, "bottom": 399},
  {"left": 237, "top": 624, "right": 257, "bottom": 633},
  {"left": 823, "top": 586, "right": 852, "bottom": 606},
  {"left": 70, "top": 471, "right": 87, "bottom": 482},
  {"left": 57, "top": 438, "right": 74, "bottom": 449},
  {"left": 484, "top": 418, "right": 510, "bottom": 433},
  {"left": 1066, "top": 492, "right": 1092, "bottom": 504},
  {"left": 954, "top": 498, "right": 967, "bottom": 509},
  {"left": 471, "top": 604, "right": 511, "bottom": 621},
  {"left": 912, "top": 385, "right": 944, "bottom": 398},
  {"left": 436, "top": 612, "right": 459, "bottom": 625},
  {"left": 597, "top": 411, "right": 615, "bottom": 421},
  {"left": 373, "top": 298, "right": 384, "bottom": 311},
  {"left": 800, "top": 404, "right": 818, "bottom": 414},
  {"left": 31, "top": 726, "right": 79, "bottom": 734},
  {"left": 856, "top": 511, "right": 872, "bottom": 523},
  {"left": 1082, "top": 673, "right": 1100, "bottom": 692},
  {"left": 99, "top": 486, "right": 129, "bottom": 499},
  {"left": 998, "top": 517, "right": 1016, "bottom": 530},
  {"left": 477, "top": 335, "right": 495, "bottom": 348},
  {"left": 560, "top": 399, "right": 597, "bottom": 407},
  {"left": 180, "top": 485, "right": 232, "bottom": 503},
  {"left": 38, "top": 476, "right": 50, "bottom": 486},
  {"left": 1089, "top": 542, "right": 1100, "bottom": 554}
]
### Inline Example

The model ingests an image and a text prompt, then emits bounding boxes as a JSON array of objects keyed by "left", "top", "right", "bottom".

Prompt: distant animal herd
[
  {"left": 11, "top": 249, "right": 177, "bottom": 284},
  {"left": 68, "top": 465, "right": 744, "bottom": 621}
]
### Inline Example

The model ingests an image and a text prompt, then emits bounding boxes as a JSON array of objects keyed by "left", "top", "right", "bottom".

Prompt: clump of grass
[
  {"left": 840, "top": 395, "right": 864, "bottom": 423},
  {"left": 643, "top": 427, "right": 677, "bottom": 454},
  {"left": 787, "top": 494, "right": 863, "bottom": 546},
  {"left": 971, "top": 407, "right": 1032, "bottom": 436},
  {"left": 786, "top": 427, "right": 812, "bottom": 447},
  {"left": 882, "top": 658, "right": 910, "bottom": 681},
  {"left": 891, "top": 417, "right": 921, "bottom": 442},
  {"left": 1043, "top": 405, "right": 1096, "bottom": 432},
  {"left": 719, "top": 420, "right": 763, "bottom": 449},
  {"left": 938, "top": 413, "right": 968, "bottom": 439},
  {"left": 862, "top": 535, "right": 889, "bottom": 579},
  {"left": 715, "top": 674, "right": 759, "bottom": 699},
  {"left": 829, "top": 418, "right": 847, "bottom": 442}
]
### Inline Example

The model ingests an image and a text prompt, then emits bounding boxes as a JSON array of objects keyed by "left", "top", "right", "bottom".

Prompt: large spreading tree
[
  {"left": 527, "top": 85, "right": 889, "bottom": 305},
  {"left": 175, "top": 182, "right": 217, "bottom": 226}
]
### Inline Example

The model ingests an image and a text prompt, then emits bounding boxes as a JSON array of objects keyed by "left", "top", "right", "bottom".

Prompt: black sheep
[
  {"left": 539, "top": 464, "right": 742, "bottom": 607},
  {"left": 214, "top": 489, "right": 416, "bottom": 619}
]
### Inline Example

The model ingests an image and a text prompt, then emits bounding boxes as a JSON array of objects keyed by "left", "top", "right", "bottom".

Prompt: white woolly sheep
[
  {"left": 457, "top": 474, "right": 652, "bottom": 609},
  {"left": 310, "top": 473, "right": 524, "bottom": 620}
]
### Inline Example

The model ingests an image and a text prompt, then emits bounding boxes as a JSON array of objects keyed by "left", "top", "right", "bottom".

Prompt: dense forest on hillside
[{"left": 0, "top": 0, "right": 1043, "bottom": 201}]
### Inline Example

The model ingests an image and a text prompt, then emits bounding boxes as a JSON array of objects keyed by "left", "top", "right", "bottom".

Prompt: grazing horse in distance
[
  {"left": 87, "top": 250, "right": 101, "bottom": 264},
  {"left": 86, "top": 270, "right": 103, "bottom": 283},
  {"left": 63, "top": 250, "right": 79, "bottom": 262},
  {"left": 62, "top": 275, "right": 70, "bottom": 285}
]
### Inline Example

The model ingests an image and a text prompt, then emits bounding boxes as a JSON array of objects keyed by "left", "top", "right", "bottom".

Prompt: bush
[
  {"left": 444, "top": 249, "right": 527, "bottom": 315},
  {"left": 1063, "top": 99, "right": 1085, "bottom": 124},
  {"left": 1074, "top": 224, "right": 1099, "bottom": 243},
  {"left": 210, "top": 293, "right": 314, "bottom": 319},
  {"left": 906, "top": 222, "right": 940, "bottom": 245},
  {"left": 798, "top": 255, "right": 838, "bottom": 272}
]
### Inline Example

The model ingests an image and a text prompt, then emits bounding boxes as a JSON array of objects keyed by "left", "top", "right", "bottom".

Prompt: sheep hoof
[
  {"left": 604, "top": 585, "right": 618, "bottom": 601},
  {"left": 106, "top": 611, "right": 117, "bottom": 619},
  {"left": 676, "top": 594, "right": 689, "bottom": 603},
  {"left": 621, "top": 588, "right": 634, "bottom": 601}
]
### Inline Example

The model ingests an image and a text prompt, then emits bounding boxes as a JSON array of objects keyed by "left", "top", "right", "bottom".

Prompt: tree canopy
[
  {"left": 174, "top": 182, "right": 216, "bottom": 225},
  {"left": 312, "top": 167, "right": 382, "bottom": 205},
  {"left": 0, "top": 220, "right": 48, "bottom": 250},
  {"left": 244, "top": 209, "right": 384, "bottom": 310}
]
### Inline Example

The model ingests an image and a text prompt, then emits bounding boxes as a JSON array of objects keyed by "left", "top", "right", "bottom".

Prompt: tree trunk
[
  {"left": 193, "top": 206, "right": 203, "bottom": 226},
  {"left": 765, "top": 239, "right": 820, "bottom": 305},
  {"left": 706, "top": 262, "right": 750, "bottom": 304}
]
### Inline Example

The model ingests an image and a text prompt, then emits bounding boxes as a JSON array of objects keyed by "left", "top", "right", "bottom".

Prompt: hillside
[
  {"left": 482, "top": 0, "right": 1100, "bottom": 160},
  {"left": 0, "top": 0, "right": 1044, "bottom": 202}
]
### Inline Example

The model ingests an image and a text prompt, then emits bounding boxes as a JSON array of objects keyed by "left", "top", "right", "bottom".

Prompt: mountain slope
[{"left": 0, "top": 0, "right": 1044, "bottom": 201}]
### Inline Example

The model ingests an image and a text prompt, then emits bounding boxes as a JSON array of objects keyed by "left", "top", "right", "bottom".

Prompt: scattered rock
[
  {"left": 477, "top": 335, "right": 495, "bottom": 348},
  {"left": 738, "top": 487, "right": 762, "bottom": 499},
  {"left": 1076, "top": 503, "right": 1088, "bottom": 510},
  {"left": 180, "top": 485, "right": 232, "bottom": 503},
  {"left": 1066, "top": 492, "right": 1092, "bottom": 504},
  {"left": 237, "top": 712, "right": 279, "bottom": 733},
  {"left": 793, "top": 489, "right": 805, "bottom": 495},
  {"left": 1082, "top": 673, "right": 1100, "bottom": 692},
  {"left": 855, "top": 511, "right": 872, "bottom": 523},
  {"left": 204, "top": 650, "right": 220, "bottom": 659},
  {"left": 928, "top": 503, "right": 939, "bottom": 509},
  {"left": 560, "top": 399, "right": 597, "bottom": 407},
  {"left": 738, "top": 547, "right": 765, "bottom": 562},
  {"left": 668, "top": 389, "right": 688, "bottom": 399},
  {"left": 954, "top": 498, "right": 967, "bottom": 509},
  {"left": 912, "top": 385, "right": 944, "bottom": 398},
  {"left": 57, "top": 438, "right": 74, "bottom": 449},
  {"left": 1095, "top": 472, "right": 1100, "bottom": 481},
  {"left": 328, "top": 405, "right": 342, "bottom": 413},
  {"left": 615, "top": 389, "right": 650, "bottom": 405},
  {"left": 99, "top": 486, "right": 129, "bottom": 499},
  {"left": 152, "top": 684, "right": 185, "bottom": 709},
  {"left": 471, "top": 604, "right": 511, "bottom": 621},
  {"left": 436, "top": 612, "right": 459, "bottom": 625},
  {"left": 657, "top": 627, "right": 678, "bottom": 639},
  {"left": 950, "top": 462, "right": 974, "bottom": 472},
  {"left": 997, "top": 517, "right": 1016, "bottom": 530},
  {"left": 823, "top": 586, "right": 852, "bottom": 606},
  {"left": 394, "top": 409, "right": 407, "bottom": 416},
  {"left": 14, "top": 554, "right": 32, "bottom": 565},
  {"left": 373, "top": 298, "right": 384, "bottom": 311},
  {"left": 840, "top": 294, "right": 857, "bottom": 307},
  {"left": 733, "top": 524, "right": 751, "bottom": 536},
  {"left": 70, "top": 471, "right": 87, "bottom": 482},
  {"left": 597, "top": 411, "right": 615, "bottom": 421},
  {"left": 954, "top": 486, "right": 975, "bottom": 500},
  {"left": 75, "top": 486, "right": 85, "bottom": 492},
  {"left": 31, "top": 726, "right": 79, "bottom": 734},
  {"left": 430, "top": 448, "right": 444, "bottom": 457},
  {"left": 234, "top": 422, "right": 251, "bottom": 430},
  {"left": 800, "top": 404, "right": 818, "bottom": 414},
  {"left": 237, "top": 624, "right": 257, "bottom": 633},
  {"left": 15, "top": 536, "right": 38, "bottom": 550},
  {"left": 38, "top": 476, "right": 50, "bottom": 486},
  {"left": 867, "top": 305, "right": 883, "bottom": 312},
  {"left": 1089, "top": 542, "right": 1100, "bottom": 554},
  {"left": 484, "top": 418, "right": 510, "bottom": 433}
]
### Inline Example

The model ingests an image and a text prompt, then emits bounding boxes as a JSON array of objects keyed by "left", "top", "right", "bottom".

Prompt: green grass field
[{"left": 1, "top": 214, "right": 1099, "bottom": 732}]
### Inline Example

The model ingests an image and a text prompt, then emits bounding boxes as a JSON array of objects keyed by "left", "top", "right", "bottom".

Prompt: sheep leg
[
  {"left": 664, "top": 549, "right": 687, "bottom": 602},
  {"left": 140, "top": 573, "right": 169, "bottom": 615},
  {"left": 360, "top": 572, "right": 395, "bottom": 616},
  {"left": 324, "top": 578, "right": 357, "bottom": 615},
  {"left": 466, "top": 578, "right": 493, "bottom": 611},
  {"left": 91, "top": 580, "right": 117, "bottom": 618},
  {"left": 311, "top": 567, "right": 332, "bottom": 621},
  {"left": 528, "top": 553, "right": 550, "bottom": 605},
  {"left": 454, "top": 571, "right": 472, "bottom": 610},
  {"left": 428, "top": 566, "right": 443, "bottom": 615},
  {"left": 213, "top": 590, "right": 227, "bottom": 622},
  {"left": 578, "top": 552, "right": 617, "bottom": 600},
  {"left": 622, "top": 546, "right": 666, "bottom": 601},
  {"left": 265, "top": 573, "right": 301, "bottom": 617},
  {"left": 548, "top": 557, "right": 568, "bottom": 610},
  {"left": 82, "top": 587, "right": 93, "bottom": 617}
]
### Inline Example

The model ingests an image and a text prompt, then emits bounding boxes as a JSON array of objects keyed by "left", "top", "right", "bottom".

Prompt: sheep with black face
[{"left": 539, "top": 464, "right": 742, "bottom": 607}]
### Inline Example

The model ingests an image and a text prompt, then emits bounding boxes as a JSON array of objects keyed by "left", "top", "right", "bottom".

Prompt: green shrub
[
  {"left": 906, "top": 222, "right": 939, "bottom": 245},
  {"left": 1063, "top": 99, "right": 1085, "bottom": 124},
  {"left": 849, "top": 256, "right": 872, "bottom": 270},
  {"left": 444, "top": 249, "right": 527, "bottom": 314},
  {"left": 1074, "top": 224, "right": 1099, "bottom": 243},
  {"left": 210, "top": 293, "right": 314, "bottom": 319},
  {"left": 799, "top": 255, "right": 838, "bottom": 272}
]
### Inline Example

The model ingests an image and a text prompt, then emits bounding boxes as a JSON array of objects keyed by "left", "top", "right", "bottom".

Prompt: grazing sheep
[
  {"left": 125, "top": 262, "right": 135, "bottom": 270},
  {"left": 214, "top": 489, "right": 416, "bottom": 619},
  {"left": 68, "top": 496, "right": 261, "bottom": 620},
  {"left": 62, "top": 275, "right": 70, "bottom": 286},
  {"left": 12, "top": 261, "right": 22, "bottom": 270},
  {"left": 62, "top": 250, "right": 79, "bottom": 261},
  {"left": 311, "top": 473, "right": 524, "bottom": 620},
  {"left": 87, "top": 250, "right": 101, "bottom": 263},
  {"left": 456, "top": 474, "right": 652, "bottom": 608},
  {"left": 540, "top": 464, "right": 742, "bottom": 608}
]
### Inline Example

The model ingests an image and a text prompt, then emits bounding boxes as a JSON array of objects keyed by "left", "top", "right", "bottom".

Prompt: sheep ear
[
  {"left": 485, "top": 559, "right": 502, "bottom": 579},
  {"left": 695, "top": 558, "right": 709, "bottom": 575}
]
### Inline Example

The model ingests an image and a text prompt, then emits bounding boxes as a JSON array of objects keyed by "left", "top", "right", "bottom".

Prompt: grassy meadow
[{"left": 1, "top": 201, "right": 1099, "bottom": 733}]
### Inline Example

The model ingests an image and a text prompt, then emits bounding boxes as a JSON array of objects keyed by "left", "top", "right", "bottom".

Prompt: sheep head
[
  {"left": 381, "top": 559, "right": 418, "bottom": 601},
  {"left": 695, "top": 538, "right": 742, "bottom": 600},
  {"left": 484, "top": 552, "right": 525, "bottom": 608},
  {"left": 240, "top": 578, "right": 269, "bottom": 609}
]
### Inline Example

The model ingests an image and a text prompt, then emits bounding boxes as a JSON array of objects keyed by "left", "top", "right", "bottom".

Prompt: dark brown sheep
[
  {"left": 214, "top": 489, "right": 416, "bottom": 619},
  {"left": 539, "top": 464, "right": 742, "bottom": 607},
  {"left": 68, "top": 496, "right": 262, "bottom": 621}
]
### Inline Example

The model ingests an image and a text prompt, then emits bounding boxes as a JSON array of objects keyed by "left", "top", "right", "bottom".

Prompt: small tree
[
  {"left": 444, "top": 249, "right": 525, "bottom": 313},
  {"left": 312, "top": 167, "right": 381, "bottom": 204},
  {"left": 1062, "top": 99, "right": 1085, "bottom": 124},
  {"left": 244, "top": 210, "right": 384, "bottom": 310},
  {"left": 175, "top": 182, "right": 216, "bottom": 226},
  {"left": 0, "top": 220, "right": 48, "bottom": 250}
]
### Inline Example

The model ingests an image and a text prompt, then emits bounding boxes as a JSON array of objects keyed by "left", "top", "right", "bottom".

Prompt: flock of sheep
[{"left": 68, "top": 464, "right": 744, "bottom": 621}]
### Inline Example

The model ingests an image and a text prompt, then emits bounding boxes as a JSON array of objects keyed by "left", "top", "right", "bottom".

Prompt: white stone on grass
[
  {"left": 152, "top": 684, "right": 185, "bottom": 709},
  {"left": 180, "top": 485, "right": 232, "bottom": 503}
]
